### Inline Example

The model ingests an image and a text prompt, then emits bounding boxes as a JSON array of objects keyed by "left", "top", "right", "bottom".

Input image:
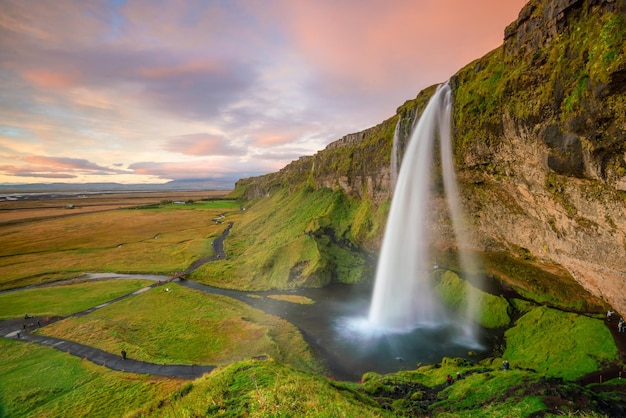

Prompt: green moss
[
  {"left": 194, "top": 186, "right": 371, "bottom": 290},
  {"left": 435, "top": 270, "right": 510, "bottom": 328},
  {"left": 503, "top": 306, "right": 618, "bottom": 380},
  {"left": 510, "top": 298, "right": 534, "bottom": 315},
  {"left": 453, "top": 8, "right": 626, "bottom": 161},
  {"left": 157, "top": 359, "right": 389, "bottom": 417},
  {"left": 483, "top": 252, "right": 606, "bottom": 312}
]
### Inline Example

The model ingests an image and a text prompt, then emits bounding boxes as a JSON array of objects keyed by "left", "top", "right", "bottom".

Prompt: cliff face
[
  {"left": 235, "top": 0, "right": 626, "bottom": 314},
  {"left": 453, "top": 0, "right": 626, "bottom": 314}
]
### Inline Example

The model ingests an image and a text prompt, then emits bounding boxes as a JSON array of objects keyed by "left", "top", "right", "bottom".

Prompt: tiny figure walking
[
  {"left": 121, "top": 349, "right": 127, "bottom": 360},
  {"left": 619, "top": 318, "right": 625, "bottom": 333},
  {"left": 446, "top": 375, "right": 452, "bottom": 386},
  {"left": 503, "top": 360, "right": 510, "bottom": 371}
]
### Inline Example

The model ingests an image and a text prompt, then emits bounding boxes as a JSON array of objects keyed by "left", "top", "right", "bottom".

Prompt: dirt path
[
  {"left": 2, "top": 279, "right": 215, "bottom": 379},
  {"left": 10, "top": 329, "right": 214, "bottom": 378},
  {"left": 0, "top": 224, "right": 235, "bottom": 379}
]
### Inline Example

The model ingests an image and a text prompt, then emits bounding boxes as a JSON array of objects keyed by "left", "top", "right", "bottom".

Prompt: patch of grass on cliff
[
  {"left": 435, "top": 270, "right": 511, "bottom": 329},
  {"left": 38, "top": 283, "right": 321, "bottom": 374},
  {"left": 0, "top": 279, "right": 153, "bottom": 319},
  {"left": 453, "top": 9, "right": 625, "bottom": 158},
  {"left": 503, "top": 306, "right": 618, "bottom": 380},
  {"left": 431, "top": 370, "right": 547, "bottom": 417},
  {"left": 194, "top": 186, "right": 372, "bottom": 290},
  {"left": 137, "top": 358, "right": 388, "bottom": 417},
  {"left": 0, "top": 338, "right": 180, "bottom": 418},
  {"left": 547, "top": 10, "right": 625, "bottom": 117},
  {"left": 0, "top": 206, "right": 234, "bottom": 290},
  {"left": 484, "top": 252, "right": 606, "bottom": 312}
]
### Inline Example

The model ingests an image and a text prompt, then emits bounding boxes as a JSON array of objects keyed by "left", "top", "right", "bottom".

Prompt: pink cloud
[
  {"left": 279, "top": 0, "right": 527, "bottom": 92},
  {"left": 253, "top": 134, "right": 296, "bottom": 147}
]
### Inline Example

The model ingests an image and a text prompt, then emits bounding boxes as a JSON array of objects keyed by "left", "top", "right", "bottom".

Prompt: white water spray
[{"left": 368, "top": 83, "right": 481, "bottom": 342}]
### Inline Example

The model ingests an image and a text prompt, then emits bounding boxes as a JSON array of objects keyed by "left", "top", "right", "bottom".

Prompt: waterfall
[
  {"left": 368, "top": 83, "right": 481, "bottom": 341},
  {"left": 390, "top": 116, "right": 401, "bottom": 190}
]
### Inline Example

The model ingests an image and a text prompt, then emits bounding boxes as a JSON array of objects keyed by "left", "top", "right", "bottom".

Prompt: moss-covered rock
[
  {"left": 435, "top": 270, "right": 511, "bottom": 329},
  {"left": 503, "top": 306, "right": 619, "bottom": 380}
]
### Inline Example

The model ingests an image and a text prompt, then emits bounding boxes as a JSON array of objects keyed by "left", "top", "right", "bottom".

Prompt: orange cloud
[
  {"left": 0, "top": 164, "right": 77, "bottom": 178},
  {"left": 253, "top": 134, "right": 295, "bottom": 147},
  {"left": 22, "top": 69, "right": 79, "bottom": 88}
]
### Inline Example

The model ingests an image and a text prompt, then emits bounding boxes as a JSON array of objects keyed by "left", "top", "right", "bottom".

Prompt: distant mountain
[{"left": 0, "top": 179, "right": 234, "bottom": 192}]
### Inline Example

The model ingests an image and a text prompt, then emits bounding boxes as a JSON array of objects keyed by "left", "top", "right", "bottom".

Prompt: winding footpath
[{"left": 0, "top": 222, "right": 234, "bottom": 379}]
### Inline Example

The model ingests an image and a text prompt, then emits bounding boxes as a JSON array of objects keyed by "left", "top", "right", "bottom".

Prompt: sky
[{"left": 0, "top": 0, "right": 528, "bottom": 188}]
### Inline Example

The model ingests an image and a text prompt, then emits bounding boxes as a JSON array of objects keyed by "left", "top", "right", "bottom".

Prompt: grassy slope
[
  {"left": 0, "top": 338, "right": 182, "bottom": 418},
  {"left": 136, "top": 359, "right": 389, "bottom": 417},
  {"left": 193, "top": 186, "right": 383, "bottom": 290},
  {"left": 0, "top": 279, "right": 153, "bottom": 319},
  {"left": 503, "top": 306, "right": 618, "bottom": 380}
]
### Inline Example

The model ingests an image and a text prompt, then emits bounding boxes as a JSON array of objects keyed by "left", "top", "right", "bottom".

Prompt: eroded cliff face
[
  {"left": 235, "top": 0, "right": 626, "bottom": 313},
  {"left": 453, "top": 0, "right": 626, "bottom": 314}
]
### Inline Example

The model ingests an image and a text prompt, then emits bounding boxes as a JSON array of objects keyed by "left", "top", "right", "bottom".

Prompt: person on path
[
  {"left": 618, "top": 318, "right": 625, "bottom": 333},
  {"left": 121, "top": 349, "right": 127, "bottom": 360},
  {"left": 503, "top": 360, "right": 510, "bottom": 371},
  {"left": 446, "top": 375, "right": 452, "bottom": 386}
]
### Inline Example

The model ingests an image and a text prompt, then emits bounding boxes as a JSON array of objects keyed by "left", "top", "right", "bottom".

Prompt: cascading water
[
  {"left": 390, "top": 115, "right": 401, "bottom": 190},
  {"left": 368, "top": 83, "right": 481, "bottom": 342}
]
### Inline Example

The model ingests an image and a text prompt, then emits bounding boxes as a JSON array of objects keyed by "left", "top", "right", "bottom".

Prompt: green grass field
[
  {"left": 0, "top": 200, "right": 241, "bottom": 291},
  {"left": 37, "top": 282, "right": 322, "bottom": 373},
  {"left": 0, "top": 338, "right": 184, "bottom": 418},
  {"left": 0, "top": 279, "right": 153, "bottom": 319}
]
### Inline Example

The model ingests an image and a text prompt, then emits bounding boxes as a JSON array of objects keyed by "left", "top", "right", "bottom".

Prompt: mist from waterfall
[{"left": 368, "top": 83, "right": 481, "bottom": 343}]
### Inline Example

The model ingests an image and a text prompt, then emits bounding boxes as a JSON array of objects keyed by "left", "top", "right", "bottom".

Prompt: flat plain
[{"left": 0, "top": 190, "right": 236, "bottom": 290}]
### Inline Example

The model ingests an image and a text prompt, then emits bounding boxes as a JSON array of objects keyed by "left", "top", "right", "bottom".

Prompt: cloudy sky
[{"left": 0, "top": 0, "right": 527, "bottom": 188}]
